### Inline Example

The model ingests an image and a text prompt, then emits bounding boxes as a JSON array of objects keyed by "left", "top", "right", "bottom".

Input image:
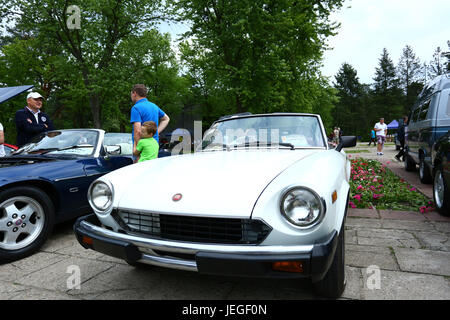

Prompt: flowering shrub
[{"left": 349, "top": 158, "right": 434, "bottom": 212}]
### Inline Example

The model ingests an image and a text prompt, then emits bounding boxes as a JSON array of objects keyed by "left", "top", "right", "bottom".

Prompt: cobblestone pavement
[{"left": 0, "top": 144, "right": 449, "bottom": 300}]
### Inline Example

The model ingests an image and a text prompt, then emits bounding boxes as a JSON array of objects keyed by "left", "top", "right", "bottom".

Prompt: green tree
[
  {"left": 428, "top": 46, "right": 445, "bottom": 78},
  {"left": 372, "top": 48, "right": 404, "bottom": 120},
  {"left": 333, "top": 63, "right": 367, "bottom": 137},
  {"left": 174, "top": 0, "right": 344, "bottom": 124},
  {"left": 397, "top": 45, "right": 423, "bottom": 109},
  {"left": 1, "top": 0, "right": 166, "bottom": 128},
  {"left": 0, "top": 35, "right": 71, "bottom": 142},
  {"left": 373, "top": 48, "right": 398, "bottom": 93},
  {"left": 1, "top": 1, "right": 188, "bottom": 136}
]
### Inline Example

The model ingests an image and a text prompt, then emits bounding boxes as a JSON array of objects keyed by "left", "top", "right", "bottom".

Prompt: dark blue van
[{"left": 404, "top": 74, "right": 450, "bottom": 184}]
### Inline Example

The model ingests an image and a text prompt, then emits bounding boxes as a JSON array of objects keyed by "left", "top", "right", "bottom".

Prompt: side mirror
[
  {"left": 335, "top": 136, "right": 357, "bottom": 152},
  {"left": 105, "top": 145, "right": 121, "bottom": 155}
]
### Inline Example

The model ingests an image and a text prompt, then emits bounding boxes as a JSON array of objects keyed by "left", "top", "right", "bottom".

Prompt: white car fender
[{"left": 251, "top": 149, "right": 349, "bottom": 245}]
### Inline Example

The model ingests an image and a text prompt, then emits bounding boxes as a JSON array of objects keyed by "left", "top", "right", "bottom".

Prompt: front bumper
[{"left": 74, "top": 214, "right": 338, "bottom": 281}]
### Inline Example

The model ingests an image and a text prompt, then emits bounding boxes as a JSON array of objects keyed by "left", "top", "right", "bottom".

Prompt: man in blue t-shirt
[{"left": 130, "top": 84, "right": 170, "bottom": 160}]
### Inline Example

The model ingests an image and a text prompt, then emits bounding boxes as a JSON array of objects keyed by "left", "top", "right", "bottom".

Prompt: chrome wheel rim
[
  {"left": 0, "top": 196, "right": 45, "bottom": 251},
  {"left": 434, "top": 170, "right": 444, "bottom": 209}
]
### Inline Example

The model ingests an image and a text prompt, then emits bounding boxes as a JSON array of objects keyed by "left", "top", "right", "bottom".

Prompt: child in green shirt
[{"left": 133, "top": 121, "right": 159, "bottom": 162}]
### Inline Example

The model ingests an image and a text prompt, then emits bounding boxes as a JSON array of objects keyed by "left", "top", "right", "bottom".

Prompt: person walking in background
[
  {"left": 395, "top": 115, "right": 408, "bottom": 161},
  {"left": 374, "top": 117, "right": 388, "bottom": 155},
  {"left": 0, "top": 122, "right": 5, "bottom": 157},
  {"left": 368, "top": 129, "right": 376, "bottom": 146},
  {"left": 14, "top": 92, "right": 54, "bottom": 147},
  {"left": 333, "top": 127, "right": 340, "bottom": 145},
  {"left": 130, "top": 84, "right": 170, "bottom": 162}
]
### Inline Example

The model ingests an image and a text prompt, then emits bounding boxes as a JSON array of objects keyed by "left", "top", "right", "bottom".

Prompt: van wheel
[
  {"left": 419, "top": 158, "right": 432, "bottom": 184},
  {"left": 433, "top": 166, "right": 450, "bottom": 216},
  {"left": 404, "top": 154, "right": 416, "bottom": 172}
]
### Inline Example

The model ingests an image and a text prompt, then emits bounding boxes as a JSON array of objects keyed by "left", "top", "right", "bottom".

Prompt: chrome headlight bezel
[
  {"left": 279, "top": 186, "right": 326, "bottom": 228},
  {"left": 88, "top": 180, "right": 114, "bottom": 215}
]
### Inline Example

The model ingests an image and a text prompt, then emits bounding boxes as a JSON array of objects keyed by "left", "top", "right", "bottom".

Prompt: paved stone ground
[{"left": 0, "top": 144, "right": 449, "bottom": 300}]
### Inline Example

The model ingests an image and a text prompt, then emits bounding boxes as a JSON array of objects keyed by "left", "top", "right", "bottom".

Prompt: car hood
[
  {"left": 0, "top": 156, "right": 81, "bottom": 185},
  {"left": 115, "top": 149, "right": 321, "bottom": 218}
]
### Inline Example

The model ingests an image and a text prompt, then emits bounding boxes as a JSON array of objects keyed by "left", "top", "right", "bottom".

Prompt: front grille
[{"left": 113, "top": 209, "right": 271, "bottom": 244}]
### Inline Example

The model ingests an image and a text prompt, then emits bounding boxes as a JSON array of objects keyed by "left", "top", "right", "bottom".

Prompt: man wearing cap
[{"left": 14, "top": 92, "right": 55, "bottom": 147}]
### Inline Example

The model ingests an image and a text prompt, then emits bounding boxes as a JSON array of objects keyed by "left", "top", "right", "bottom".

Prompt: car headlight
[
  {"left": 88, "top": 180, "right": 114, "bottom": 214},
  {"left": 280, "top": 187, "right": 325, "bottom": 228}
]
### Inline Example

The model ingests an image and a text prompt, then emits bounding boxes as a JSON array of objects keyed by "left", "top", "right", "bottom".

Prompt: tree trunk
[
  {"left": 81, "top": 67, "right": 102, "bottom": 128},
  {"left": 89, "top": 93, "right": 101, "bottom": 129}
]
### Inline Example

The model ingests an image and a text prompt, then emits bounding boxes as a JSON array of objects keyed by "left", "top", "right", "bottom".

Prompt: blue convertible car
[{"left": 0, "top": 129, "right": 135, "bottom": 263}]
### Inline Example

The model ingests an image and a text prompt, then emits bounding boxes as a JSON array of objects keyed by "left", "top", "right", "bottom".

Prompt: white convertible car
[{"left": 74, "top": 113, "right": 356, "bottom": 298}]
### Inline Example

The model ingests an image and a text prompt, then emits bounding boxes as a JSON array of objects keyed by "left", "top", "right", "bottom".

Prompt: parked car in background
[
  {"left": 0, "top": 129, "right": 134, "bottom": 263},
  {"left": 431, "top": 130, "right": 450, "bottom": 215},
  {"left": 3, "top": 143, "right": 18, "bottom": 156},
  {"left": 75, "top": 113, "right": 357, "bottom": 298},
  {"left": 404, "top": 74, "right": 450, "bottom": 184}
]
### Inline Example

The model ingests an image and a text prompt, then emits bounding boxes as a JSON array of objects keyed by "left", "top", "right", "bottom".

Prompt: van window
[
  {"left": 418, "top": 99, "right": 431, "bottom": 121},
  {"left": 410, "top": 107, "right": 421, "bottom": 123},
  {"left": 426, "top": 93, "right": 439, "bottom": 120}
]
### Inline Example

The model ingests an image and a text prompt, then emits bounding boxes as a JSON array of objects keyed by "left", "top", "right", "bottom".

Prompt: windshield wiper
[
  {"left": 39, "top": 144, "right": 94, "bottom": 154},
  {"left": 231, "top": 141, "right": 295, "bottom": 150}
]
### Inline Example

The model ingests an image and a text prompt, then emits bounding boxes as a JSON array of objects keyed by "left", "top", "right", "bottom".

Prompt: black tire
[
  {"left": 0, "top": 186, "right": 55, "bottom": 263},
  {"left": 433, "top": 165, "right": 450, "bottom": 216},
  {"left": 404, "top": 154, "right": 416, "bottom": 172},
  {"left": 419, "top": 158, "right": 432, "bottom": 184},
  {"left": 313, "top": 220, "right": 346, "bottom": 299}
]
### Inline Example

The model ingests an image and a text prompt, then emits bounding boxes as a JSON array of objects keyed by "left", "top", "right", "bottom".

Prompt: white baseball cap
[{"left": 27, "top": 92, "right": 44, "bottom": 99}]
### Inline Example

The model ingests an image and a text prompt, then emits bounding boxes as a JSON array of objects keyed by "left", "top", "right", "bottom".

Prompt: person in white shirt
[
  {"left": 0, "top": 122, "right": 5, "bottom": 157},
  {"left": 374, "top": 118, "right": 388, "bottom": 155}
]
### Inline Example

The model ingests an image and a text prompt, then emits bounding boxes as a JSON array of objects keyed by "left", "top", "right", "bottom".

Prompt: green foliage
[
  {"left": 332, "top": 46, "right": 429, "bottom": 140},
  {"left": 0, "top": 0, "right": 187, "bottom": 141},
  {"left": 397, "top": 45, "right": 423, "bottom": 110},
  {"left": 0, "top": 0, "right": 446, "bottom": 145},
  {"left": 332, "top": 63, "right": 368, "bottom": 138},
  {"left": 175, "top": 0, "right": 344, "bottom": 127}
]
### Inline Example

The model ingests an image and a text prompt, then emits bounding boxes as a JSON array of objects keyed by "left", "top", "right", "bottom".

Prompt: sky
[
  {"left": 158, "top": 0, "right": 450, "bottom": 86},
  {"left": 321, "top": 0, "right": 450, "bottom": 85}
]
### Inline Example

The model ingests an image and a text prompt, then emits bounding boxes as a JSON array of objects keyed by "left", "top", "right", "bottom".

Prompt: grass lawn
[{"left": 349, "top": 158, "right": 434, "bottom": 213}]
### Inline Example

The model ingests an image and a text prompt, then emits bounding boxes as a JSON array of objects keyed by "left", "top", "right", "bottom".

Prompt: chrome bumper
[{"left": 74, "top": 214, "right": 337, "bottom": 280}]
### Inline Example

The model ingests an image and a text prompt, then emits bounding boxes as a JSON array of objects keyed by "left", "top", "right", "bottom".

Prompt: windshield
[
  {"left": 14, "top": 130, "right": 99, "bottom": 156},
  {"left": 200, "top": 115, "right": 326, "bottom": 151},
  {"left": 104, "top": 133, "right": 133, "bottom": 155}
]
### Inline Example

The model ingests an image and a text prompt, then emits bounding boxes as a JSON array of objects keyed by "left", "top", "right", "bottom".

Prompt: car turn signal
[
  {"left": 272, "top": 261, "right": 304, "bottom": 273},
  {"left": 82, "top": 236, "right": 94, "bottom": 247},
  {"left": 332, "top": 190, "right": 338, "bottom": 204}
]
